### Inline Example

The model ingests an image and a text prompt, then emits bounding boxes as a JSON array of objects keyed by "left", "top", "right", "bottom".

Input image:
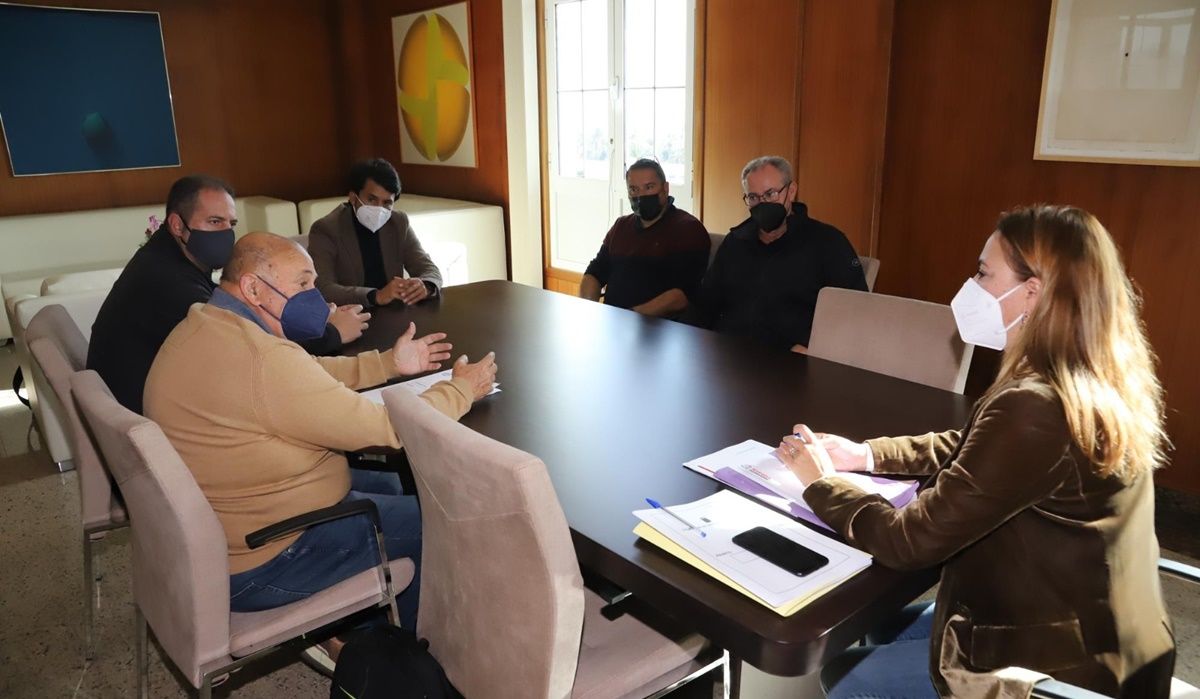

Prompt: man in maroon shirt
[{"left": 580, "top": 159, "right": 710, "bottom": 318}]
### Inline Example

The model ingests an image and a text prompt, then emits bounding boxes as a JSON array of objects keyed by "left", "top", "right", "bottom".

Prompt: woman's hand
[
  {"left": 775, "top": 424, "right": 838, "bottom": 487},
  {"left": 805, "top": 428, "right": 872, "bottom": 473}
]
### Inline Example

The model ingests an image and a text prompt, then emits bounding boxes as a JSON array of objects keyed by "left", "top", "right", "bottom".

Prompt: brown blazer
[
  {"left": 308, "top": 203, "right": 443, "bottom": 306},
  {"left": 805, "top": 375, "right": 1174, "bottom": 698}
]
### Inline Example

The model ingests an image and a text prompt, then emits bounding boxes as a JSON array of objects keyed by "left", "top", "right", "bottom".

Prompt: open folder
[
  {"left": 683, "top": 440, "right": 919, "bottom": 532},
  {"left": 633, "top": 491, "right": 872, "bottom": 616}
]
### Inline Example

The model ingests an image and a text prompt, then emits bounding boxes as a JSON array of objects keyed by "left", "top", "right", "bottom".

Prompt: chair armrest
[
  {"left": 1159, "top": 557, "right": 1200, "bottom": 584},
  {"left": 1031, "top": 679, "right": 1111, "bottom": 699},
  {"left": 244, "top": 498, "right": 402, "bottom": 625},
  {"left": 245, "top": 499, "right": 381, "bottom": 550}
]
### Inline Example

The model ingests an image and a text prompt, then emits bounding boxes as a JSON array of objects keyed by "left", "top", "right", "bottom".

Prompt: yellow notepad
[{"left": 634, "top": 521, "right": 844, "bottom": 616}]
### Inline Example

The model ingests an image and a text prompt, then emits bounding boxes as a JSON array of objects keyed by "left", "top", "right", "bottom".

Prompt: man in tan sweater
[{"left": 144, "top": 232, "right": 497, "bottom": 632}]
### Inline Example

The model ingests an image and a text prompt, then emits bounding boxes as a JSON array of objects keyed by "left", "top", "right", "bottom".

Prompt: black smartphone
[{"left": 731, "top": 526, "right": 829, "bottom": 576}]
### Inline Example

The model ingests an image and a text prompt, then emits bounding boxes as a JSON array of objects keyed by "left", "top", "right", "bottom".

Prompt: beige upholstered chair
[
  {"left": 382, "top": 387, "right": 723, "bottom": 699},
  {"left": 70, "top": 370, "right": 415, "bottom": 699},
  {"left": 858, "top": 256, "right": 880, "bottom": 291},
  {"left": 289, "top": 233, "right": 310, "bottom": 249},
  {"left": 15, "top": 291, "right": 109, "bottom": 470},
  {"left": 808, "top": 287, "right": 974, "bottom": 394},
  {"left": 24, "top": 304, "right": 126, "bottom": 659}
]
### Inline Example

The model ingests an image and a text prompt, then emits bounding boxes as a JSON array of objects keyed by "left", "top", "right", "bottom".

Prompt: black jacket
[{"left": 687, "top": 203, "right": 867, "bottom": 349}]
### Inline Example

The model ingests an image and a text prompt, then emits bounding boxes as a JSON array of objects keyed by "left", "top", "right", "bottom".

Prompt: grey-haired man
[{"left": 686, "top": 155, "right": 867, "bottom": 352}]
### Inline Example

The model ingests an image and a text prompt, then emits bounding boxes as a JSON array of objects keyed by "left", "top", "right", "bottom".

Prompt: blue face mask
[{"left": 255, "top": 275, "right": 330, "bottom": 341}]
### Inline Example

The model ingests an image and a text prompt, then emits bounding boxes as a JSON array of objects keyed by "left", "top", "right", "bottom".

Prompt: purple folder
[{"left": 712, "top": 467, "right": 920, "bottom": 532}]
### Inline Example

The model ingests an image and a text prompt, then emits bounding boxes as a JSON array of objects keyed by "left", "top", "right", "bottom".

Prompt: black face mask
[
  {"left": 631, "top": 194, "right": 664, "bottom": 221},
  {"left": 749, "top": 202, "right": 788, "bottom": 232},
  {"left": 182, "top": 223, "right": 235, "bottom": 269}
]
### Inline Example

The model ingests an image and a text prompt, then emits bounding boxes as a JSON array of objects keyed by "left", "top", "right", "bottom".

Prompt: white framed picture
[
  {"left": 391, "top": 2, "right": 478, "bottom": 168},
  {"left": 1035, "top": 0, "right": 1200, "bottom": 166}
]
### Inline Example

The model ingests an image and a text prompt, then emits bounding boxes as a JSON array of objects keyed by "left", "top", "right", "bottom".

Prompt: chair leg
[
  {"left": 723, "top": 651, "right": 740, "bottom": 699},
  {"left": 198, "top": 676, "right": 213, "bottom": 699},
  {"left": 371, "top": 526, "right": 401, "bottom": 626},
  {"left": 135, "top": 607, "right": 149, "bottom": 699},
  {"left": 82, "top": 533, "right": 95, "bottom": 661}
]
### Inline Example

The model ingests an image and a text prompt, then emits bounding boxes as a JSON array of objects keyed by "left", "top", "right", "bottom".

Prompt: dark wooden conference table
[{"left": 344, "top": 280, "right": 972, "bottom": 677}]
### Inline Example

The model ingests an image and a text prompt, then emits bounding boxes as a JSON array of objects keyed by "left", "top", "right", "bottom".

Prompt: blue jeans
[
  {"left": 228, "top": 470, "right": 421, "bottom": 628},
  {"left": 826, "top": 602, "right": 939, "bottom": 699}
]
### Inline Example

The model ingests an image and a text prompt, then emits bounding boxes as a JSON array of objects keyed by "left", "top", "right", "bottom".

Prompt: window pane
[
  {"left": 624, "top": 87, "right": 655, "bottom": 166},
  {"left": 555, "top": 2, "right": 582, "bottom": 91},
  {"left": 624, "top": 0, "right": 655, "bottom": 88},
  {"left": 654, "top": 87, "right": 686, "bottom": 184},
  {"left": 558, "top": 91, "right": 584, "bottom": 178},
  {"left": 582, "top": 89, "right": 610, "bottom": 179},
  {"left": 580, "top": 0, "right": 608, "bottom": 90},
  {"left": 655, "top": 0, "right": 686, "bottom": 87}
]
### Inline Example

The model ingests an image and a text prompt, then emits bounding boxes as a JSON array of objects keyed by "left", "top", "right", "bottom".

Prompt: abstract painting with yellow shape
[{"left": 391, "top": 2, "right": 477, "bottom": 167}]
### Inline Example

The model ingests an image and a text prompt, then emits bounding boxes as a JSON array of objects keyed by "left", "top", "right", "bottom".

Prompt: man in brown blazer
[{"left": 308, "top": 158, "right": 443, "bottom": 308}]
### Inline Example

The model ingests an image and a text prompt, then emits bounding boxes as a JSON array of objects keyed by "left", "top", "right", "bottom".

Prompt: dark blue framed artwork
[{"left": 0, "top": 3, "right": 180, "bottom": 176}]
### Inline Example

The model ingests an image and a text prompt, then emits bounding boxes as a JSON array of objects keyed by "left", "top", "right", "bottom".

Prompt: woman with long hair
[{"left": 779, "top": 205, "right": 1175, "bottom": 698}]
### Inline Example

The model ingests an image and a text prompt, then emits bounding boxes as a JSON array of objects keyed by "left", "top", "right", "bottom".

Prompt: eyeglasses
[{"left": 742, "top": 182, "right": 792, "bottom": 206}]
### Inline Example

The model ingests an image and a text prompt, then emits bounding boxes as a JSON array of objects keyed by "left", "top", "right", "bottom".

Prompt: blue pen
[{"left": 645, "top": 498, "right": 707, "bottom": 537}]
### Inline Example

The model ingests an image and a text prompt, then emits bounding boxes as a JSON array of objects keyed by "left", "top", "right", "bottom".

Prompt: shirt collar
[{"left": 209, "top": 287, "right": 272, "bottom": 334}]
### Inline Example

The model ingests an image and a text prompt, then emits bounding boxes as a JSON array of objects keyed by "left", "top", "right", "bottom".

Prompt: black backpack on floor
[{"left": 330, "top": 626, "right": 462, "bottom": 699}]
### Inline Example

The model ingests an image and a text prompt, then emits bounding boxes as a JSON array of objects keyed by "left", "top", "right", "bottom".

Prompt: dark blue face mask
[
  {"left": 255, "top": 275, "right": 330, "bottom": 341},
  {"left": 182, "top": 223, "right": 235, "bottom": 269}
]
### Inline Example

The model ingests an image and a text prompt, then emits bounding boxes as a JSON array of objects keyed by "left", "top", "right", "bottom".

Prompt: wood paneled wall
[
  {"left": 0, "top": 0, "right": 351, "bottom": 217},
  {"left": 697, "top": 0, "right": 1198, "bottom": 492},
  {"left": 793, "top": 0, "right": 894, "bottom": 257},
  {"left": 697, "top": 0, "right": 893, "bottom": 258},
  {"left": 876, "top": 0, "right": 1200, "bottom": 492},
  {"left": 698, "top": 0, "right": 804, "bottom": 236},
  {"left": 347, "top": 0, "right": 509, "bottom": 210},
  {"left": 0, "top": 0, "right": 512, "bottom": 247}
]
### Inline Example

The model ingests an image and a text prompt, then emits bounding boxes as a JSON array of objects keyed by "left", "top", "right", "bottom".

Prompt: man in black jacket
[
  {"left": 87, "top": 175, "right": 368, "bottom": 413},
  {"left": 687, "top": 156, "right": 867, "bottom": 352}
]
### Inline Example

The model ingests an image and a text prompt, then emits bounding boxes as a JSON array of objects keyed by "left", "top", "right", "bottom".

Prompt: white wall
[{"left": 502, "top": 0, "right": 544, "bottom": 287}]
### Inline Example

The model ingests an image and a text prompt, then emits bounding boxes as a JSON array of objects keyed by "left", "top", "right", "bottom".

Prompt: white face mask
[
  {"left": 353, "top": 195, "right": 392, "bottom": 233},
  {"left": 950, "top": 277, "right": 1026, "bottom": 351}
]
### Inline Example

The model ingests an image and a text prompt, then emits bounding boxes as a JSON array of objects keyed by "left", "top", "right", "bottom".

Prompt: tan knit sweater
[{"left": 144, "top": 303, "right": 473, "bottom": 573}]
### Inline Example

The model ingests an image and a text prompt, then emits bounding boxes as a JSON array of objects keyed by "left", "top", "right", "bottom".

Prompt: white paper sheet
[
  {"left": 634, "top": 491, "right": 872, "bottom": 609},
  {"left": 359, "top": 369, "right": 500, "bottom": 405}
]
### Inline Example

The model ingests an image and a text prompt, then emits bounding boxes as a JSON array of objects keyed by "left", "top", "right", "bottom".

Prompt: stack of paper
[
  {"left": 360, "top": 368, "right": 500, "bottom": 404},
  {"left": 684, "top": 440, "right": 918, "bottom": 531},
  {"left": 634, "top": 491, "right": 872, "bottom": 616}
]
